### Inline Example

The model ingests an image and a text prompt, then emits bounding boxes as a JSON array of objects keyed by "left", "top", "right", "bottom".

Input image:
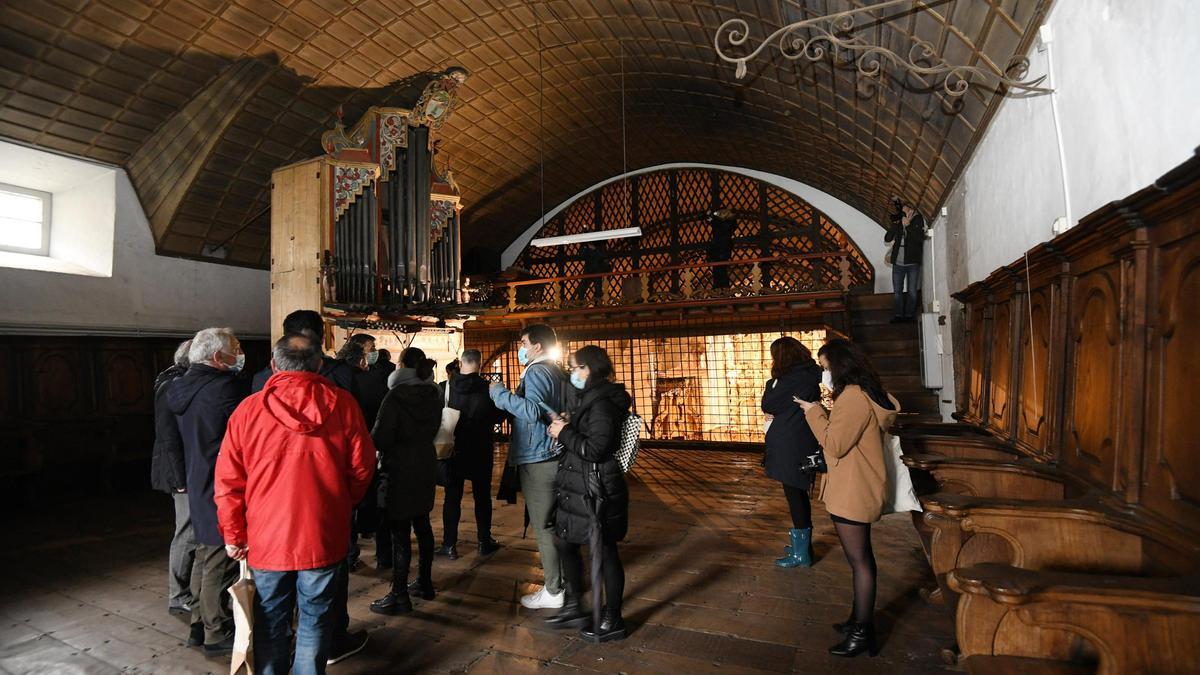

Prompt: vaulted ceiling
[{"left": 0, "top": 0, "right": 1051, "bottom": 268}]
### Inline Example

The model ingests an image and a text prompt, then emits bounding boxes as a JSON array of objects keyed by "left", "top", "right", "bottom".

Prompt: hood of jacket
[
  {"left": 578, "top": 381, "right": 631, "bottom": 414},
  {"left": 260, "top": 370, "right": 340, "bottom": 434},
  {"left": 783, "top": 361, "right": 822, "bottom": 380},
  {"left": 388, "top": 367, "right": 424, "bottom": 389},
  {"left": 864, "top": 387, "right": 901, "bottom": 431},
  {"left": 166, "top": 363, "right": 232, "bottom": 415},
  {"left": 451, "top": 372, "right": 489, "bottom": 396},
  {"left": 155, "top": 364, "right": 187, "bottom": 394}
]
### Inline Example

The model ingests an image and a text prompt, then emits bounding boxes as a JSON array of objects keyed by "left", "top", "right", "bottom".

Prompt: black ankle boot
[
  {"left": 580, "top": 608, "right": 627, "bottom": 643},
  {"left": 544, "top": 595, "right": 588, "bottom": 629},
  {"left": 369, "top": 590, "right": 413, "bottom": 615},
  {"left": 829, "top": 622, "right": 878, "bottom": 657},
  {"left": 406, "top": 578, "right": 435, "bottom": 600},
  {"left": 832, "top": 609, "right": 856, "bottom": 633}
]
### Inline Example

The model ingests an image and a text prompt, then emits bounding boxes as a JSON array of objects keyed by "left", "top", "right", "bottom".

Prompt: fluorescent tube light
[{"left": 529, "top": 227, "right": 642, "bottom": 248}]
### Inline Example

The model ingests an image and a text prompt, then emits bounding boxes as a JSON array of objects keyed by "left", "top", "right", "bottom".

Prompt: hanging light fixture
[
  {"left": 529, "top": 28, "right": 641, "bottom": 248},
  {"left": 713, "top": 0, "right": 1050, "bottom": 101}
]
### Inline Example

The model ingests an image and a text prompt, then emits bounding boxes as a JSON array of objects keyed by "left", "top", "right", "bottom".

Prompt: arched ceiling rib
[{"left": 0, "top": 0, "right": 1051, "bottom": 268}]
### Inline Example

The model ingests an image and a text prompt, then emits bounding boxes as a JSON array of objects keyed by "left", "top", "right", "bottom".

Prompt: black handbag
[{"left": 800, "top": 449, "right": 828, "bottom": 474}]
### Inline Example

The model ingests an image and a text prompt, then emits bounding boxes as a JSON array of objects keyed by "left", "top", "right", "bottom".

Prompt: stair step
[
  {"left": 848, "top": 293, "right": 895, "bottom": 311},
  {"left": 850, "top": 323, "right": 918, "bottom": 341},
  {"left": 857, "top": 339, "right": 920, "bottom": 357}
]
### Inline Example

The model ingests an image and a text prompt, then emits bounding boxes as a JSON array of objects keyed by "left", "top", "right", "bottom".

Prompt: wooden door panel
[{"left": 1064, "top": 266, "right": 1121, "bottom": 489}]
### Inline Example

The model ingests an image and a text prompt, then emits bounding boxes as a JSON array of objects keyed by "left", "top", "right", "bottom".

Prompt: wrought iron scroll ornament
[{"left": 713, "top": 0, "right": 1051, "bottom": 101}]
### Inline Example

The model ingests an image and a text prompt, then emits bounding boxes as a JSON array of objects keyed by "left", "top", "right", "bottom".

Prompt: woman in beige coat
[{"left": 796, "top": 339, "right": 899, "bottom": 658}]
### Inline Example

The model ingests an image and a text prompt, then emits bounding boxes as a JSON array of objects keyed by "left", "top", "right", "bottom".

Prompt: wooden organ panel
[{"left": 269, "top": 68, "right": 471, "bottom": 342}]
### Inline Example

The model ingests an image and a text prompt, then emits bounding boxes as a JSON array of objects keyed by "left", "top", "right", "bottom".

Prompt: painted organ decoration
[{"left": 269, "top": 68, "right": 470, "bottom": 340}]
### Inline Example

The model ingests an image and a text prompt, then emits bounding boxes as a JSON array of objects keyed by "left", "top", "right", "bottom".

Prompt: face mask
[
  {"left": 517, "top": 346, "right": 530, "bottom": 366},
  {"left": 229, "top": 353, "right": 245, "bottom": 373},
  {"left": 570, "top": 372, "right": 587, "bottom": 390},
  {"left": 366, "top": 351, "right": 379, "bottom": 366},
  {"left": 821, "top": 369, "right": 833, "bottom": 391}
]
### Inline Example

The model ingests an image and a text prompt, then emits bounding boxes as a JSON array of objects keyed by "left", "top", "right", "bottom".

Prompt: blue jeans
[
  {"left": 252, "top": 564, "right": 339, "bottom": 675},
  {"left": 892, "top": 264, "right": 921, "bottom": 318}
]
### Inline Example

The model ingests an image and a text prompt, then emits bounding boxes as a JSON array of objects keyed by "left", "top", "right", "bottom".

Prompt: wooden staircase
[{"left": 848, "top": 292, "right": 942, "bottom": 423}]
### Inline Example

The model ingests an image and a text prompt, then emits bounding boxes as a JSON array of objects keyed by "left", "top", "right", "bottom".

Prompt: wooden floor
[{"left": 0, "top": 449, "right": 956, "bottom": 674}]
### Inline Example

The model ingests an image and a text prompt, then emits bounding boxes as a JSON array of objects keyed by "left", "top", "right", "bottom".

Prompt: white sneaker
[{"left": 520, "top": 586, "right": 564, "bottom": 609}]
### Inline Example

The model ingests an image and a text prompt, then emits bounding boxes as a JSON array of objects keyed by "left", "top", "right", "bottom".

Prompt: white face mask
[
  {"left": 227, "top": 352, "right": 245, "bottom": 373},
  {"left": 821, "top": 369, "right": 833, "bottom": 391}
]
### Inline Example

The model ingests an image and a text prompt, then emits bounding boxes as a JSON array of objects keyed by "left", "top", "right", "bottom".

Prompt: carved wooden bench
[
  {"left": 899, "top": 434, "right": 1019, "bottom": 461},
  {"left": 950, "top": 563, "right": 1200, "bottom": 674}
]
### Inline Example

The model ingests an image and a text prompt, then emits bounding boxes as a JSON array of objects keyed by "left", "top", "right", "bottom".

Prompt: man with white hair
[{"left": 167, "top": 327, "right": 248, "bottom": 655}]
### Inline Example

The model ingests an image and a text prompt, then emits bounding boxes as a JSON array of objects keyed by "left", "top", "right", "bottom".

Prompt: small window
[{"left": 0, "top": 182, "right": 51, "bottom": 255}]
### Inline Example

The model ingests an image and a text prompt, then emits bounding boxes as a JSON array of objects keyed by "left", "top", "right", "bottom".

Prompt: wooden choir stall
[
  {"left": 268, "top": 68, "right": 475, "bottom": 345},
  {"left": 898, "top": 148, "right": 1200, "bottom": 674}
]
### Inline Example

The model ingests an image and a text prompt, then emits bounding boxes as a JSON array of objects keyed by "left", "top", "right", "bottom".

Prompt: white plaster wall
[
  {"left": 501, "top": 163, "right": 895, "bottom": 293},
  {"left": 929, "top": 0, "right": 1200, "bottom": 419},
  {"left": 0, "top": 165, "right": 270, "bottom": 338}
]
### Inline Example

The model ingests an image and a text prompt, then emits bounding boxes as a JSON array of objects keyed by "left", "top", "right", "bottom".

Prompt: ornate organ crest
[{"left": 415, "top": 67, "right": 469, "bottom": 129}]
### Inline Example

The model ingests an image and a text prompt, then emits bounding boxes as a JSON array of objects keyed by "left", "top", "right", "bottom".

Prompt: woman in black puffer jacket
[{"left": 545, "top": 345, "right": 630, "bottom": 643}]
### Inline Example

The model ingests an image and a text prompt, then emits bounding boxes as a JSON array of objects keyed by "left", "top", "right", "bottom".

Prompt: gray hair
[
  {"left": 189, "top": 328, "right": 236, "bottom": 365},
  {"left": 273, "top": 332, "right": 321, "bottom": 373},
  {"left": 461, "top": 349, "right": 481, "bottom": 365},
  {"left": 174, "top": 339, "right": 192, "bottom": 368}
]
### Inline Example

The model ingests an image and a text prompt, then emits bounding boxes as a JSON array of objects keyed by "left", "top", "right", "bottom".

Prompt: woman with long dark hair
[
  {"left": 796, "top": 338, "right": 899, "bottom": 657},
  {"left": 369, "top": 347, "right": 443, "bottom": 615},
  {"left": 761, "top": 337, "right": 822, "bottom": 567},
  {"left": 544, "top": 345, "right": 631, "bottom": 643}
]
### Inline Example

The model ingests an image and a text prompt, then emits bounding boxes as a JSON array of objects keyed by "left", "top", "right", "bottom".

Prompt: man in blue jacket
[{"left": 489, "top": 324, "right": 567, "bottom": 610}]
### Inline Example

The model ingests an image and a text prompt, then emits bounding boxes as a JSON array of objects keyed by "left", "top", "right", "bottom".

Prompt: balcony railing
[{"left": 487, "top": 251, "right": 853, "bottom": 313}]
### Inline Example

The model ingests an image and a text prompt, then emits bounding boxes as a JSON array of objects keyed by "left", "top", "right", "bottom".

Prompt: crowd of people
[{"left": 150, "top": 307, "right": 900, "bottom": 672}]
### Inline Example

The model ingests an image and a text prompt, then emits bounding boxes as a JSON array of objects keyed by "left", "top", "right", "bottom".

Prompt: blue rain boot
[{"left": 775, "top": 528, "right": 812, "bottom": 568}]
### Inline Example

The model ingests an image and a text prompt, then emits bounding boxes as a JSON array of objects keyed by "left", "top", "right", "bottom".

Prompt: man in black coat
[
  {"left": 167, "top": 328, "right": 247, "bottom": 655},
  {"left": 151, "top": 339, "right": 195, "bottom": 617},
  {"left": 438, "top": 349, "right": 504, "bottom": 559}
]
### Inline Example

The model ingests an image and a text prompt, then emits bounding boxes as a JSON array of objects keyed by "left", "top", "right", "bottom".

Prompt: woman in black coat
[
  {"left": 761, "top": 336, "right": 822, "bottom": 568},
  {"left": 545, "top": 345, "right": 630, "bottom": 643},
  {"left": 369, "top": 348, "right": 443, "bottom": 615}
]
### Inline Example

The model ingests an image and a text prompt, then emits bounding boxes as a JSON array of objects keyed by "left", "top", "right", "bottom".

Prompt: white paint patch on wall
[
  {"left": 500, "top": 163, "right": 895, "bottom": 293},
  {"left": 929, "top": 0, "right": 1200, "bottom": 419},
  {"left": 0, "top": 166, "right": 269, "bottom": 337}
]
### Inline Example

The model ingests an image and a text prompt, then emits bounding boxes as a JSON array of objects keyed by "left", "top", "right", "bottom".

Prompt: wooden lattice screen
[{"left": 514, "top": 168, "right": 874, "bottom": 290}]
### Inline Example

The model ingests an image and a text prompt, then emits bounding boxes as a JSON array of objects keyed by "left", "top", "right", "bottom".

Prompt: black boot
[
  {"left": 832, "top": 609, "right": 856, "bottom": 633},
  {"left": 477, "top": 537, "right": 502, "bottom": 556},
  {"left": 406, "top": 578, "right": 436, "bottom": 600},
  {"left": 829, "top": 622, "right": 878, "bottom": 657},
  {"left": 544, "top": 593, "right": 588, "bottom": 629},
  {"left": 369, "top": 590, "right": 413, "bottom": 615},
  {"left": 434, "top": 544, "right": 458, "bottom": 560},
  {"left": 580, "top": 608, "right": 627, "bottom": 643}
]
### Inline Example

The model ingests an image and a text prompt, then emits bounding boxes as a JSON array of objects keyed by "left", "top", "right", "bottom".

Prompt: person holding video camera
[
  {"left": 707, "top": 206, "right": 737, "bottom": 289},
  {"left": 885, "top": 198, "right": 928, "bottom": 323}
]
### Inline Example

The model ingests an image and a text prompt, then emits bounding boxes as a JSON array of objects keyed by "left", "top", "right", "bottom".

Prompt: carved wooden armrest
[
  {"left": 900, "top": 434, "right": 1016, "bottom": 461},
  {"left": 903, "top": 454, "right": 1080, "bottom": 500},
  {"left": 949, "top": 564, "right": 1200, "bottom": 675}
]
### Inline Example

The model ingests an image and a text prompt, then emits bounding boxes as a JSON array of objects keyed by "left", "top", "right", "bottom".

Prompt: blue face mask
[
  {"left": 366, "top": 350, "right": 379, "bottom": 366},
  {"left": 517, "top": 346, "right": 530, "bottom": 366},
  {"left": 570, "top": 372, "right": 587, "bottom": 390}
]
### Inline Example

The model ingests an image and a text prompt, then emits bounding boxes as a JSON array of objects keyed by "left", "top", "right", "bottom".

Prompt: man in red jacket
[{"left": 215, "top": 332, "right": 375, "bottom": 675}]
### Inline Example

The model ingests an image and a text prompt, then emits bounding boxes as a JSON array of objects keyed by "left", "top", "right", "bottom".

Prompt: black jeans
[
  {"left": 390, "top": 515, "right": 434, "bottom": 593},
  {"left": 442, "top": 468, "right": 493, "bottom": 546},
  {"left": 555, "top": 536, "right": 625, "bottom": 615},
  {"left": 782, "top": 483, "right": 813, "bottom": 530}
]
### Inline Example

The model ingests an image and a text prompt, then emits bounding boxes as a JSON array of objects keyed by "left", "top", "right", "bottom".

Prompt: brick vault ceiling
[{"left": 0, "top": 0, "right": 1051, "bottom": 268}]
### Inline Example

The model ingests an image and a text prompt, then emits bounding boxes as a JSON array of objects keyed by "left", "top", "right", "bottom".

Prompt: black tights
[
  {"left": 833, "top": 518, "right": 877, "bottom": 624},
  {"left": 782, "top": 483, "right": 812, "bottom": 529},
  {"left": 390, "top": 515, "right": 434, "bottom": 592},
  {"left": 555, "top": 537, "right": 625, "bottom": 614}
]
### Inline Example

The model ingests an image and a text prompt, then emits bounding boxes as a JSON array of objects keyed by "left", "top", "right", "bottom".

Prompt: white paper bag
[
  {"left": 434, "top": 384, "right": 460, "bottom": 460},
  {"left": 228, "top": 560, "right": 255, "bottom": 675}
]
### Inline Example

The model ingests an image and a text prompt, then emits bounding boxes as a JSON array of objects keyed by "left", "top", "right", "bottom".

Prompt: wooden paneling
[
  {"left": 1143, "top": 209, "right": 1200, "bottom": 530},
  {"left": 0, "top": 335, "right": 268, "bottom": 495},
  {"left": 1062, "top": 264, "right": 1122, "bottom": 489},
  {"left": 951, "top": 148, "right": 1200, "bottom": 537}
]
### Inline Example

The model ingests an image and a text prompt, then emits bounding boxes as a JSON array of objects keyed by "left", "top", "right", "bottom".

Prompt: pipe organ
[{"left": 269, "top": 68, "right": 471, "bottom": 342}]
